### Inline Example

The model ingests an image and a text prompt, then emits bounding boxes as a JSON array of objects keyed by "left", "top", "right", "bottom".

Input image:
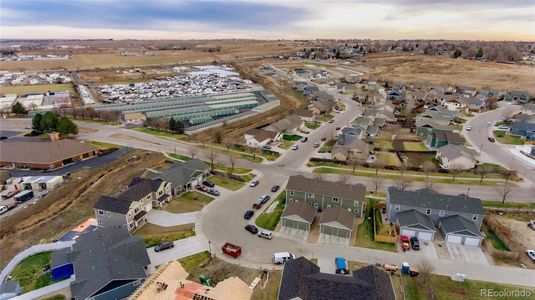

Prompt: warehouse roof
[{"left": 0, "top": 139, "right": 98, "bottom": 165}]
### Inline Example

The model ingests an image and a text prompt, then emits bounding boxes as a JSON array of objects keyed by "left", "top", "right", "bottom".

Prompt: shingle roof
[
  {"left": 119, "top": 178, "right": 164, "bottom": 202},
  {"left": 69, "top": 228, "right": 150, "bottom": 300},
  {"left": 437, "top": 144, "right": 478, "bottom": 161},
  {"left": 278, "top": 257, "right": 395, "bottom": 300},
  {"left": 388, "top": 187, "right": 484, "bottom": 215},
  {"left": 396, "top": 209, "right": 434, "bottom": 231},
  {"left": 281, "top": 201, "right": 317, "bottom": 224},
  {"left": 94, "top": 196, "right": 132, "bottom": 214},
  {"left": 0, "top": 139, "right": 98, "bottom": 165},
  {"left": 51, "top": 249, "right": 71, "bottom": 269},
  {"left": 439, "top": 215, "right": 482, "bottom": 237},
  {"left": 320, "top": 207, "right": 355, "bottom": 230},
  {"left": 287, "top": 176, "right": 366, "bottom": 201},
  {"left": 0, "top": 280, "right": 20, "bottom": 294},
  {"left": 158, "top": 159, "right": 209, "bottom": 187},
  {"left": 511, "top": 121, "right": 535, "bottom": 132}
]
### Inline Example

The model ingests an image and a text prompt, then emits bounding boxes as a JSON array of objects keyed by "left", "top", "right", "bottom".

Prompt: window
[
  {"left": 290, "top": 191, "right": 295, "bottom": 196},
  {"left": 158, "top": 191, "right": 162, "bottom": 196},
  {"left": 472, "top": 214, "right": 478, "bottom": 221},
  {"left": 289, "top": 198, "right": 294, "bottom": 202},
  {"left": 98, "top": 210, "right": 104, "bottom": 215},
  {"left": 354, "top": 201, "right": 359, "bottom": 207},
  {"left": 354, "top": 209, "right": 359, "bottom": 215},
  {"left": 347, "top": 208, "right": 352, "bottom": 212},
  {"left": 395, "top": 205, "right": 400, "bottom": 211},
  {"left": 439, "top": 210, "right": 445, "bottom": 216},
  {"left": 98, "top": 219, "right": 102, "bottom": 225},
  {"left": 314, "top": 203, "right": 318, "bottom": 208},
  {"left": 332, "top": 197, "right": 339, "bottom": 202},
  {"left": 308, "top": 193, "right": 315, "bottom": 199},
  {"left": 426, "top": 209, "right": 431, "bottom": 215}
]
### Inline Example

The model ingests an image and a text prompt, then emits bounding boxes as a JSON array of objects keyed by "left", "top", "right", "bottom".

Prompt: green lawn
[
  {"left": 42, "top": 295, "right": 66, "bottom": 300},
  {"left": 481, "top": 200, "right": 535, "bottom": 209},
  {"left": 493, "top": 130, "right": 525, "bottom": 145},
  {"left": 317, "top": 114, "right": 334, "bottom": 122},
  {"left": 10, "top": 251, "right": 54, "bottom": 293},
  {"left": 168, "top": 153, "right": 193, "bottom": 161},
  {"left": 165, "top": 191, "right": 214, "bottom": 213},
  {"left": 483, "top": 226, "right": 510, "bottom": 251},
  {"left": 133, "top": 127, "right": 187, "bottom": 140},
  {"left": 402, "top": 141, "right": 428, "bottom": 151},
  {"left": 260, "top": 150, "right": 280, "bottom": 161},
  {"left": 403, "top": 274, "right": 535, "bottom": 300},
  {"left": 305, "top": 122, "right": 320, "bottom": 130},
  {"left": 376, "top": 152, "right": 400, "bottom": 166},
  {"left": 355, "top": 206, "right": 397, "bottom": 252},
  {"left": 255, "top": 192, "right": 286, "bottom": 230},
  {"left": 88, "top": 140, "right": 120, "bottom": 150},
  {"left": 372, "top": 140, "right": 394, "bottom": 150},
  {"left": 279, "top": 140, "right": 294, "bottom": 150},
  {"left": 178, "top": 251, "right": 212, "bottom": 272},
  {"left": 140, "top": 229, "right": 195, "bottom": 248},
  {"left": 209, "top": 175, "right": 245, "bottom": 191},
  {"left": 74, "top": 118, "right": 121, "bottom": 126},
  {"left": 283, "top": 134, "right": 303, "bottom": 141}
]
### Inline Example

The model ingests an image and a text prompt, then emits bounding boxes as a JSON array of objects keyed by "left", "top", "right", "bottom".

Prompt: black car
[
  {"left": 245, "top": 224, "right": 259, "bottom": 234},
  {"left": 154, "top": 242, "right": 175, "bottom": 252},
  {"left": 488, "top": 137, "right": 496, "bottom": 142},
  {"left": 203, "top": 180, "right": 215, "bottom": 188},
  {"left": 410, "top": 236, "right": 420, "bottom": 250},
  {"left": 271, "top": 185, "right": 280, "bottom": 192},
  {"left": 335, "top": 127, "right": 341, "bottom": 130},
  {"left": 244, "top": 210, "right": 255, "bottom": 219}
]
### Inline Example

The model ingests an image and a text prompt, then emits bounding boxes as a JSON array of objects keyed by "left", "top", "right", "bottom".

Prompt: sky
[{"left": 1, "top": 0, "right": 534, "bottom": 41}]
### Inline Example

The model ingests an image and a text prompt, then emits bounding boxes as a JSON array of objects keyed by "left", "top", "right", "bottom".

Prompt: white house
[
  {"left": 436, "top": 144, "right": 478, "bottom": 170},
  {"left": 244, "top": 129, "right": 279, "bottom": 147}
]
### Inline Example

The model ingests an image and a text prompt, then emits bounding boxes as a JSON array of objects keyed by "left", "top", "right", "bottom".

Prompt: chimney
[{"left": 48, "top": 132, "right": 60, "bottom": 142}]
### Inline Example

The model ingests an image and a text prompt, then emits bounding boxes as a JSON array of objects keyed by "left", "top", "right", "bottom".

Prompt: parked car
[
  {"left": 207, "top": 188, "right": 220, "bottom": 196},
  {"left": 253, "top": 201, "right": 263, "bottom": 209},
  {"left": 528, "top": 221, "right": 535, "bottom": 231},
  {"left": 527, "top": 250, "right": 535, "bottom": 263},
  {"left": 258, "top": 195, "right": 270, "bottom": 204},
  {"left": 498, "top": 125, "right": 509, "bottom": 130},
  {"left": 196, "top": 184, "right": 208, "bottom": 192},
  {"left": 487, "top": 122, "right": 492, "bottom": 127},
  {"left": 313, "top": 142, "right": 320, "bottom": 148},
  {"left": 273, "top": 252, "right": 295, "bottom": 264},
  {"left": 488, "top": 137, "right": 496, "bottom": 142},
  {"left": 335, "top": 127, "right": 341, "bottom": 130},
  {"left": 245, "top": 224, "right": 258, "bottom": 234},
  {"left": 301, "top": 137, "right": 308, "bottom": 143},
  {"left": 328, "top": 119, "right": 334, "bottom": 123},
  {"left": 154, "top": 242, "right": 175, "bottom": 252},
  {"left": 291, "top": 144, "right": 299, "bottom": 150},
  {"left": 250, "top": 180, "right": 259, "bottom": 187},
  {"left": 203, "top": 180, "right": 215, "bottom": 188},
  {"left": 258, "top": 230, "right": 273, "bottom": 240},
  {"left": 400, "top": 235, "right": 411, "bottom": 251},
  {"left": 0, "top": 205, "right": 8, "bottom": 215},
  {"left": 321, "top": 137, "right": 327, "bottom": 141},
  {"left": 244, "top": 210, "right": 254, "bottom": 219},
  {"left": 466, "top": 125, "right": 472, "bottom": 131},
  {"left": 271, "top": 185, "right": 280, "bottom": 192},
  {"left": 261, "top": 145, "right": 272, "bottom": 150},
  {"left": 410, "top": 236, "right": 420, "bottom": 250}
]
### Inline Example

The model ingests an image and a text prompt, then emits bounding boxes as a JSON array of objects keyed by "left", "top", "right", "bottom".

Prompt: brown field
[{"left": 0, "top": 83, "right": 75, "bottom": 95}]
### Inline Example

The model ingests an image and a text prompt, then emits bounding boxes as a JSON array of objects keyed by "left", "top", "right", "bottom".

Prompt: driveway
[
  {"left": 317, "top": 233, "right": 350, "bottom": 246},
  {"left": 447, "top": 244, "right": 490, "bottom": 266},
  {"left": 147, "top": 210, "right": 199, "bottom": 227},
  {"left": 417, "top": 240, "right": 438, "bottom": 259},
  {"left": 317, "top": 258, "right": 336, "bottom": 274},
  {"left": 147, "top": 235, "right": 209, "bottom": 267}
]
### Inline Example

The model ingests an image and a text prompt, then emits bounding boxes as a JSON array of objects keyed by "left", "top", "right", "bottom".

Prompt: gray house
[
  {"left": 157, "top": 159, "right": 210, "bottom": 195},
  {"left": 68, "top": 228, "right": 150, "bottom": 300},
  {"left": 286, "top": 176, "right": 366, "bottom": 218},
  {"left": 0, "top": 281, "right": 22, "bottom": 300},
  {"left": 386, "top": 187, "right": 485, "bottom": 246},
  {"left": 319, "top": 206, "right": 355, "bottom": 239},
  {"left": 281, "top": 201, "right": 317, "bottom": 233},
  {"left": 94, "top": 177, "right": 171, "bottom": 232}
]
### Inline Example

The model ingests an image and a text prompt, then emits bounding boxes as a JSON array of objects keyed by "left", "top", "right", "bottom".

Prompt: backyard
[
  {"left": 483, "top": 225, "right": 510, "bottom": 251},
  {"left": 255, "top": 192, "right": 286, "bottom": 230},
  {"left": 9, "top": 251, "right": 55, "bottom": 293},
  {"left": 355, "top": 203, "right": 397, "bottom": 252},
  {"left": 136, "top": 223, "right": 195, "bottom": 248},
  {"left": 165, "top": 191, "right": 214, "bottom": 214},
  {"left": 493, "top": 130, "right": 525, "bottom": 145}
]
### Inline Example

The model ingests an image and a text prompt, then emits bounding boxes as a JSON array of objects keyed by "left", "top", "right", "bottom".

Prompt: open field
[
  {"left": 0, "top": 83, "right": 75, "bottom": 95},
  {"left": 209, "top": 174, "right": 246, "bottom": 191}
]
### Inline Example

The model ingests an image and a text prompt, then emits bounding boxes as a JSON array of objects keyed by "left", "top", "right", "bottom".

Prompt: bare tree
[
  {"left": 251, "top": 146, "right": 257, "bottom": 160},
  {"left": 497, "top": 183, "right": 516, "bottom": 204},
  {"left": 338, "top": 173, "right": 351, "bottom": 184},
  {"left": 474, "top": 168, "right": 489, "bottom": 184},
  {"left": 449, "top": 166, "right": 463, "bottom": 182},
  {"left": 501, "top": 107, "right": 514, "bottom": 121},
  {"left": 349, "top": 158, "right": 361, "bottom": 174},
  {"left": 397, "top": 162, "right": 407, "bottom": 176},
  {"left": 423, "top": 179, "right": 435, "bottom": 190},
  {"left": 214, "top": 129, "right": 223, "bottom": 144},
  {"left": 417, "top": 260, "right": 435, "bottom": 288},
  {"left": 313, "top": 172, "right": 325, "bottom": 180},
  {"left": 189, "top": 148, "right": 197, "bottom": 159},
  {"left": 208, "top": 149, "right": 218, "bottom": 172},
  {"left": 394, "top": 175, "right": 411, "bottom": 191},
  {"left": 421, "top": 160, "right": 436, "bottom": 179},
  {"left": 228, "top": 153, "right": 237, "bottom": 176},
  {"left": 372, "top": 158, "right": 385, "bottom": 176},
  {"left": 369, "top": 176, "right": 384, "bottom": 195},
  {"left": 485, "top": 96, "right": 498, "bottom": 110},
  {"left": 499, "top": 169, "right": 516, "bottom": 184}
]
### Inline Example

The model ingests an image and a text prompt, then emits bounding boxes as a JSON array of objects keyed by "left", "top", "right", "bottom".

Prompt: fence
[
  {"left": 481, "top": 240, "right": 519, "bottom": 260},
  {"left": 484, "top": 217, "right": 522, "bottom": 259},
  {"left": 373, "top": 207, "right": 398, "bottom": 243}
]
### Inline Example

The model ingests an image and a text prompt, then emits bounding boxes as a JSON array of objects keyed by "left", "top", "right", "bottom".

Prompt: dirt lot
[
  {"left": 0, "top": 150, "right": 166, "bottom": 268},
  {"left": 495, "top": 216, "right": 535, "bottom": 249}
]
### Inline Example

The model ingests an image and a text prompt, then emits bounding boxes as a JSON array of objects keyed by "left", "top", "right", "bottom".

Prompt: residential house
[
  {"left": 336, "top": 82, "right": 351, "bottom": 93},
  {"left": 244, "top": 128, "right": 279, "bottom": 147},
  {"left": 64, "top": 228, "right": 150, "bottom": 300},
  {"left": 442, "top": 97, "right": 466, "bottom": 112},
  {"left": 286, "top": 176, "right": 366, "bottom": 217},
  {"left": 337, "top": 127, "right": 363, "bottom": 145},
  {"left": 278, "top": 257, "right": 396, "bottom": 300},
  {"left": 436, "top": 144, "right": 478, "bottom": 170},
  {"left": 509, "top": 121, "right": 535, "bottom": 141},
  {"left": 280, "top": 201, "right": 317, "bottom": 233},
  {"left": 415, "top": 118, "right": 452, "bottom": 138},
  {"left": 94, "top": 177, "right": 171, "bottom": 232},
  {"left": 457, "top": 86, "right": 477, "bottom": 97},
  {"left": 426, "top": 131, "right": 464, "bottom": 148},
  {"left": 293, "top": 68, "right": 310, "bottom": 78},
  {"left": 386, "top": 187, "right": 485, "bottom": 245},
  {"left": 332, "top": 139, "right": 373, "bottom": 162},
  {"left": 293, "top": 81, "right": 308, "bottom": 92},
  {"left": 319, "top": 206, "right": 355, "bottom": 239},
  {"left": 308, "top": 101, "right": 328, "bottom": 115},
  {"left": 264, "top": 115, "right": 305, "bottom": 135},
  {"left": 293, "top": 108, "right": 315, "bottom": 122},
  {"left": 504, "top": 90, "right": 531, "bottom": 103},
  {"left": 462, "top": 97, "right": 486, "bottom": 112},
  {"left": 303, "top": 85, "right": 319, "bottom": 96},
  {"left": 157, "top": 159, "right": 210, "bottom": 195},
  {"left": 314, "top": 70, "right": 329, "bottom": 78}
]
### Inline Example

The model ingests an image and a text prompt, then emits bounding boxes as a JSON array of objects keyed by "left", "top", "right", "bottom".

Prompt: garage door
[
  {"left": 464, "top": 237, "right": 481, "bottom": 246},
  {"left": 446, "top": 234, "right": 462, "bottom": 244},
  {"left": 417, "top": 231, "right": 433, "bottom": 241},
  {"left": 298, "top": 222, "right": 308, "bottom": 231},
  {"left": 322, "top": 226, "right": 332, "bottom": 235},
  {"left": 400, "top": 229, "right": 416, "bottom": 237}
]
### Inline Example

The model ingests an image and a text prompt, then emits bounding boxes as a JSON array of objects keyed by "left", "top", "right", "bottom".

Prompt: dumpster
[{"left": 221, "top": 242, "right": 242, "bottom": 258}]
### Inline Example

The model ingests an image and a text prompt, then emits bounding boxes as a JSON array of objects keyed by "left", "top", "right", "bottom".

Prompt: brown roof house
[
  {"left": 244, "top": 128, "right": 279, "bottom": 147},
  {"left": 0, "top": 138, "right": 100, "bottom": 170},
  {"left": 293, "top": 109, "right": 316, "bottom": 122},
  {"left": 264, "top": 115, "right": 304, "bottom": 135},
  {"left": 331, "top": 140, "right": 373, "bottom": 162},
  {"left": 307, "top": 101, "right": 328, "bottom": 115},
  {"left": 280, "top": 201, "right": 317, "bottom": 237},
  {"left": 319, "top": 206, "right": 356, "bottom": 241}
]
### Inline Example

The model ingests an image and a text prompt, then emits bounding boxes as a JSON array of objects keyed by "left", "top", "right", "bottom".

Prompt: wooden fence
[{"left": 484, "top": 217, "right": 522, "bottom": 259}]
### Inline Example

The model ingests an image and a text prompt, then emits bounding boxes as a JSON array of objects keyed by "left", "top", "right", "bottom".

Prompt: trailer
[
  {"left": 221, "top": 242, "right": 241, "bottom": 258},
  {"left": 14, "top": 190, "right": 33, "bottom": 204}
]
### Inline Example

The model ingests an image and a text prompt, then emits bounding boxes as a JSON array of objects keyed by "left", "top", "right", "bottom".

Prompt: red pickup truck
[{"left": 221, "top": 242, "right": 242, "bottom": 258}]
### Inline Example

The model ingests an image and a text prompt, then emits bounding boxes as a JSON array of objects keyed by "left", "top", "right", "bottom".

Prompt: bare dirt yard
[{"left": 0, "top": 150, "right": 166, "bottom": 268}]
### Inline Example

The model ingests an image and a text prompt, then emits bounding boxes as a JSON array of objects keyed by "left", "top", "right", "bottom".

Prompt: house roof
[
  {"left": 0, "top": 139, "right": 98, "bottom": 165},
  {"left": 158, "top": 159, "right": 209, "bottom": 187},
  {"left": 294, "top": 108, "right": 314, "bottom": 118},
  {"left": 119, "top": 178, "right": 164, "bottom": 202},
  {"left": 0, "top": 280, "right": 20, "bottom": 294},
  {"left": 396, "top": 209, "right": 434, "bottom": 231},
  {"left": 320, "top": 207, "right": 355, "bottom": 230},
  {"left": 434, "top": 131, "right": 464, "bottom": 144},
  {"left": 511, "top": 121, "right": 535, "bottom": 132},
  {"left": 439, "top": 215, "right": 482, "bottom": 237},
  {"left": 281, "top": 201, "right": 317, "bottom": 224},
  {"left": 437, "top": 144, "right": 478, "bottom": 161},
  {"left": 278, "top": 257, "right": 395, "bottom": 300},
  {"left": 69, "top": 228, "right": 150, "bottom": 300},
  {"left": 415, "top": 119, "right": 451, "bottom": 131},
  {"left": 308, "top": 101, "right": 327, "bottom": 112},
  {"left": 244, "top": 128, "right": 263, "bottom": 136},
  {"left": 252, "top": 130, "right": 278, "bottom": 142},
  {"left": 388, "top": 187, "right": 484, "bottom": 215},
  {"left": 51, "top": 249, "right": 71, "bottom": 269},
  {"left": 266, "top": 115, "right": 303, "bottom": 133},
  {"left": 94, "top": 196, "right": 132, "bottom": 214},
  {"left": 287, "top": 176, "right": 366, "bottom": 201}
]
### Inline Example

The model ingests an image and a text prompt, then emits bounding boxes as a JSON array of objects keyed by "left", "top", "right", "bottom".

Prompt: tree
[
  {"left": 32, "top": 113, "right": 44, "bottom": 132},
  {"left": 169, "top": 118, "right": 177, "bottom": 132},
  {"left": 499, "top": 169, "right": 516, "bottom": 184},
  {"left": 423, "top": 179, "right": 435, "bottom": 190},
  {"left": 475, "top": 47, "right": 484, "bottom": 58},
  {"left": 475, "top": 168, "right": 490, "bottom": 184},
  {"left": 501, "top": 107, "right": 514, "bottom": 121},
  {"left": 349, "top": 158, "right": 361, "bottom": 174},
  {"left": 175, "top": 120, "right": 185, "bottom": 134},
  {"left": 372, "top": 158, "right": 385, "bottom": 176},
  {"left": 208, "top": 149, "right": 218, "bottom": 172},
  {"left": 497, "top": 183, "right": 515, "bottom": 204},
  {"left": 449, "top": 166, "right": 463, "bottom": 182},
  {"left": 41, "top": 111, "right": 58, "bottom": 132},
  {"left": 228, "top": 153, "right": 237, "bottom": 176},
  {"left": 11, "top": 102, "right": 25, "bottom": 115},
  {"left": 369, "top": 176, "right": 384, "bottom": 195},
  {"left": 56, "top": 116, "right": 78, "bottom": 138},
  {"left": 394, "top": 176, "right": 411, "bottom": 190},
  {"left": 417, "top": 261, "right": 435, "bottom": 288},
  {"left": 485, "top": 96, "right": 498, "bottom": 110},
  {"left": 421, "top": 161, "right": 436, "bottom": 179},
  {"left": 214, "top": 129, "right": 223, "bottom": 144}
]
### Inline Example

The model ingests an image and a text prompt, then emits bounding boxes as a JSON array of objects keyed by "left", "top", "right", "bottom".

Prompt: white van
[
  {"left": 258, "top": 230, "right": 273, "bottom": 240},
  {"left": 273, "top": 252, "right": 295, "bottom": 264}
]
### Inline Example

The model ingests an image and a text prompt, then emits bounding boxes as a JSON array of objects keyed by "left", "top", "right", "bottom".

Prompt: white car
[
  {"left": 291, "top": 144, "right": 299, "bottom": 150},
  {"left": 0, "top": 205, "right": 8, "bottom": 215},
  {"left": 527, "top": 250, "right": 535, "bottom": 263},
  {"left": 466, "top": 125, "right": 472, "bottom": 131},
  {"left": 258, "top": 230, "right": 273, "bottom": 240}
]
